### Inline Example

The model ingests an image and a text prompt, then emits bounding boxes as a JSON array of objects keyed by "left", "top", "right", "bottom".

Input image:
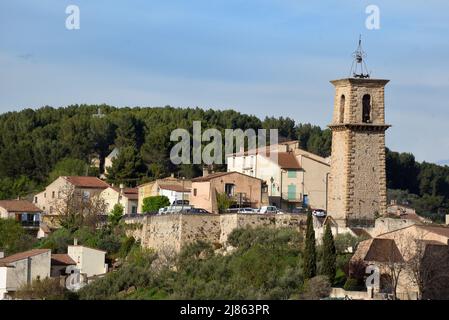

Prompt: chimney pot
[{"left": 74, "top": 238, "right": 78, "bottom": 246}]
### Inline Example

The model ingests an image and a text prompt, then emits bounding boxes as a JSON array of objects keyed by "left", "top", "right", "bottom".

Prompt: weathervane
[{"left": 350, "top": 35, "right": 370, "bottom": 79}]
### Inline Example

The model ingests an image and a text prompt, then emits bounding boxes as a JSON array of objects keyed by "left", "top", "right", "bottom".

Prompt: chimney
[
  {"left": 170, "top": 173, "right": 175, "bottom": 178},
  {"left": 446, "top": 214, "right": 449, "bottom": 226},
  {"left": 119, "top": 183, "right": 124, "bottom": 195},
  {"left": 74, "top": 238, "right": 78, "bottom": 246},
  {"left": 0, "top": 252, "right": 4, "bottom": 259},
  {"left": 203, "top": 166, "right": 210, "bottom": 177}
]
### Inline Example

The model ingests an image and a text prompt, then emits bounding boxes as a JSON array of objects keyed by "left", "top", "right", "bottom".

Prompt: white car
[
  {"left": 259, "top": 206, "right": 281, "bottom": 214},
  {"left": 237, "top": 208, "right": 256, "bottom": 214},
  {"left": 312, "top": 209, "right": 327, "bottom": 217}
]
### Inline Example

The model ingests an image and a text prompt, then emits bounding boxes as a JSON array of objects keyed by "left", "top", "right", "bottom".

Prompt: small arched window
[
  {"left": 339, "top": 95, "right": 345, "bottom": 123},
  {"left": 362, "top": 94, "right": 372, "bottom": 123}
]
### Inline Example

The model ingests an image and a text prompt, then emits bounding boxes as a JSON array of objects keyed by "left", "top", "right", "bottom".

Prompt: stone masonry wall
[{"left": 127, "top": 214, "right": 306, "bottom": 253}]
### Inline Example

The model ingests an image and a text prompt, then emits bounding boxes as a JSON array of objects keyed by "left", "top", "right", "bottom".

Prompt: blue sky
[{"left": 0, "top": 0, "right": 448, "bottom": 163}]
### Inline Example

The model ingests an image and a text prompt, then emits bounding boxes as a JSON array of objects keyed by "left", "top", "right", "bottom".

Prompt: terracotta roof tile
[
  {"left": 275, "top": 152, "right": 301, "bottom": 170},
  {"left": 192, "top": 171, "right": 262, "bottom": 182},
  {"left": 416, "top": 225, "right": 449, "bottom": 238},
  {"left": 110, "top": 187, "right": 138, "bottom": 200},
  {"left": 364, "top": 239, "right": 404, "bottom": 263},
  {"left": 159, "top": 184, "right": 191, "bottom": 193},
  {"left": 51, "top": 254, "right": 76, "bottom": 266},
  {"left": 0, "top": 249, "right": 50, "bottom": 264},
  {"left": 0, "top": 200, "right": 42, "bottom": 212},
  {"left": 64, "top": 176, "right": 110, "bottom": 189}
]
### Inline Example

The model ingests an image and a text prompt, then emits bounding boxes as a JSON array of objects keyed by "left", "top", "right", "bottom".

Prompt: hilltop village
[{"left": 1, "top": 72, "right": 449, "bottom": 300}]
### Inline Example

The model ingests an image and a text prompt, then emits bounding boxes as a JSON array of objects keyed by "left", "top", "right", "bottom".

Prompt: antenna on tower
[{"left": 349, "top": 35, "right": 370, "bottom": 79}]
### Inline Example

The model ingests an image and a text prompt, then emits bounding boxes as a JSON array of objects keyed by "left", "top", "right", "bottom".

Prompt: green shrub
[
  {"left": 343, "top": 278, "right": 364, "bottom": 291},
  {"left": 142, "top": 196, "right": 170, "bottom": 213}
]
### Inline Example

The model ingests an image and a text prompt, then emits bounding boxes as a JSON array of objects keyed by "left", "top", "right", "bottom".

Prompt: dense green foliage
[
  {"left": 0, "top": 219, "right": 37, "bottom": 255},
  {"left": 108, "top": 203, "right": 124, "bottom": 226},
  {"left": 141, "top": 195, "right": 170, "bottom": 213},
  {"left": 48, "top": 158, "right": 89, "bottom": 183},
  {"left": 303, "top": 213, "right": 317, "bottom": 279},
  {"left": 0, "top": 105, "right": 328, "bottom": 194},
  {"left": 386, "top": 149, "right": 449, "bottom": 219},
  {"left": 216, "top": 192, "right": 233, "bottom": 213},
  {"left": 77, "top": 227, "right": 334, "bottom": 300},
  {"left": 36, "top": 223, "right": 136, "bottom": 260},
  {"left": 321, "top": 224, "right": 336, "bottom": 284},
  {"left": 15, "top": 278, "right": 75, "bottom": 300}
]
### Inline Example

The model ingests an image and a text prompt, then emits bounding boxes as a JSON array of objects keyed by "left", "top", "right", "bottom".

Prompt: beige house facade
[
  {"left": 138, "top": 176, "right": 191, "bottom": 213},
  {"left": 34, "top": 176, "right": 110, "bottom": 215},
  {"left": 67, "top": 244, "right": 107, "bottom": 277},
  {"left": 0, "top": 200, "right": 42, "bottom": 228},
  {"left": 226, "top": 141, "right": 330, "bottom": 211},
  {"left": 351, "top": 224, "right": 449, "bottom": 299},
  {"left": 189, "top": 171, "right": 262, "bottom": 213},
  {"left": 100, "top": 186, "right": 138, "bottom": 215},
  {"left": 0, "top": 249, "right": 51, "bottom": 300}
]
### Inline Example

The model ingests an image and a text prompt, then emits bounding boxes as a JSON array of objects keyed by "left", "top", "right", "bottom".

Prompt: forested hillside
[{"left": 0, "top": 105, "right": 447, "bottom": 218}]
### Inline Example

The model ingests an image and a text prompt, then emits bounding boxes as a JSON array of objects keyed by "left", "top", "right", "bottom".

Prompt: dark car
[
  {"left": 291, "top": 207, "right": 306, "bottom": 214},
  {"left": 185, "top": 208, "right": 211, "bottom": 214},
  {"left": 172, "top": 199, "right": 189, "bottom": 206}
]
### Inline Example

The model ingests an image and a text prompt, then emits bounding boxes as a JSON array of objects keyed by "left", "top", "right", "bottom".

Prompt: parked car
[
  {"left": 291, "top": 207, "right": 306, "bottom": 214},
  {"left": 259, "top": 206, "right": 281, "bottom": 214},
  {"left": 172, "top": 199, "right": 189, "bottom": 206},
  {"left": 312, "top": 209, "right": 327, "bottom": 217},
  {"left": 185, "top": 208, "right": 211, "bottom": 214},
  {"left": 159, "top": 205, "right": 193, "bottom": 214},
  {"left": 237, "top": 208, "right": 256, "bottom": 214}
]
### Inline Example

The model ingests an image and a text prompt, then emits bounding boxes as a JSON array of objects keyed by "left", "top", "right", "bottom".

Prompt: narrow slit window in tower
[
  {"left": 339, "top": 95, "right": 345, "bottom": 123},
  {"left": 362, "top": 94, "right": 372, "bottom": 123}
]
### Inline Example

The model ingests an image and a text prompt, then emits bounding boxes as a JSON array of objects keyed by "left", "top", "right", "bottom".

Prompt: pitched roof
[
  {"left": 159, "top": 184, "right": 191, "bottom": 193},
  {"left": 192, "top": 172, "right": 231, "bottom": 182},
  {"left": 350, "top": 227, "right": 372, "bottom": 239},
  {"left": 68, "top": 245, "right": 107, "bottom": 254},
  {"left": 51, "top": 254, "right": 76, "bottom": 266},
  {"left": 364, "top": 239, "right": 404, "bottom": 263},
  {"left": 275, "top": 152, "right": 301, "bottom": 170},
  {"left": 0, "top": 200, "right": 42, "bottom": 213},
  {"left": 64, "top": 176, "right": 110, "bottom": 189},
  {"left": 416, "top": 225, "right": 449, "bottom": 239},
  {"left": 110, "top": 187, "right": 139, "bottom": 200},
  {"left": 0, "top": 249, "right": 50, "bottom": 264},
  {"left": 192, "top": 171, "right": 262, "bottom": 183}
]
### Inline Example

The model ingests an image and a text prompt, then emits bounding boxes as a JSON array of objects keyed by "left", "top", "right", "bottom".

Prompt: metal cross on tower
[{"left": 350, "top": 35, "right": 371, "bottom": 79}]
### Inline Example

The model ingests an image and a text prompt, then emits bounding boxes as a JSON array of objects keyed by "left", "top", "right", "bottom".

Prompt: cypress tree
[
  {"left": 303, "top": 212, "right": 317, "bottom": 279},
  {"left": 322, "top": 223, "right": 337, "bottom": 284}
]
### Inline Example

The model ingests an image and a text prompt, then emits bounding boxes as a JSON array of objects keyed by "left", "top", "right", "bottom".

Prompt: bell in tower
[{"left": 327, "top": 37, "right": 391, "bottom": 228}]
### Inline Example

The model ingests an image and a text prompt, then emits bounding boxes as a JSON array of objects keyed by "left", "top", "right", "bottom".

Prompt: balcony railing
[{"left": 21, "top": 221, "right": 40, "bottom": 228}]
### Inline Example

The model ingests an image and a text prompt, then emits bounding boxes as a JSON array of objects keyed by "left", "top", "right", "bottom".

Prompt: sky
[{"left": 0, "top": 0, "right": 448, "bottom": 164}]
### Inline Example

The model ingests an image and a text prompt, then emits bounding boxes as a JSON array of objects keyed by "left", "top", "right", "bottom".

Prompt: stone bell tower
[{"left": 328, "top": 39, "right": 390, "bottom": 227}]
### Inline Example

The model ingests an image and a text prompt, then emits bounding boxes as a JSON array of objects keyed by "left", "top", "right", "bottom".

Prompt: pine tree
[
  {"left": 322, "top": 223, "right": 337, "bottom": 284},
  {"left": 303, "top": 212, "right": 317, "bottom": 279}
]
